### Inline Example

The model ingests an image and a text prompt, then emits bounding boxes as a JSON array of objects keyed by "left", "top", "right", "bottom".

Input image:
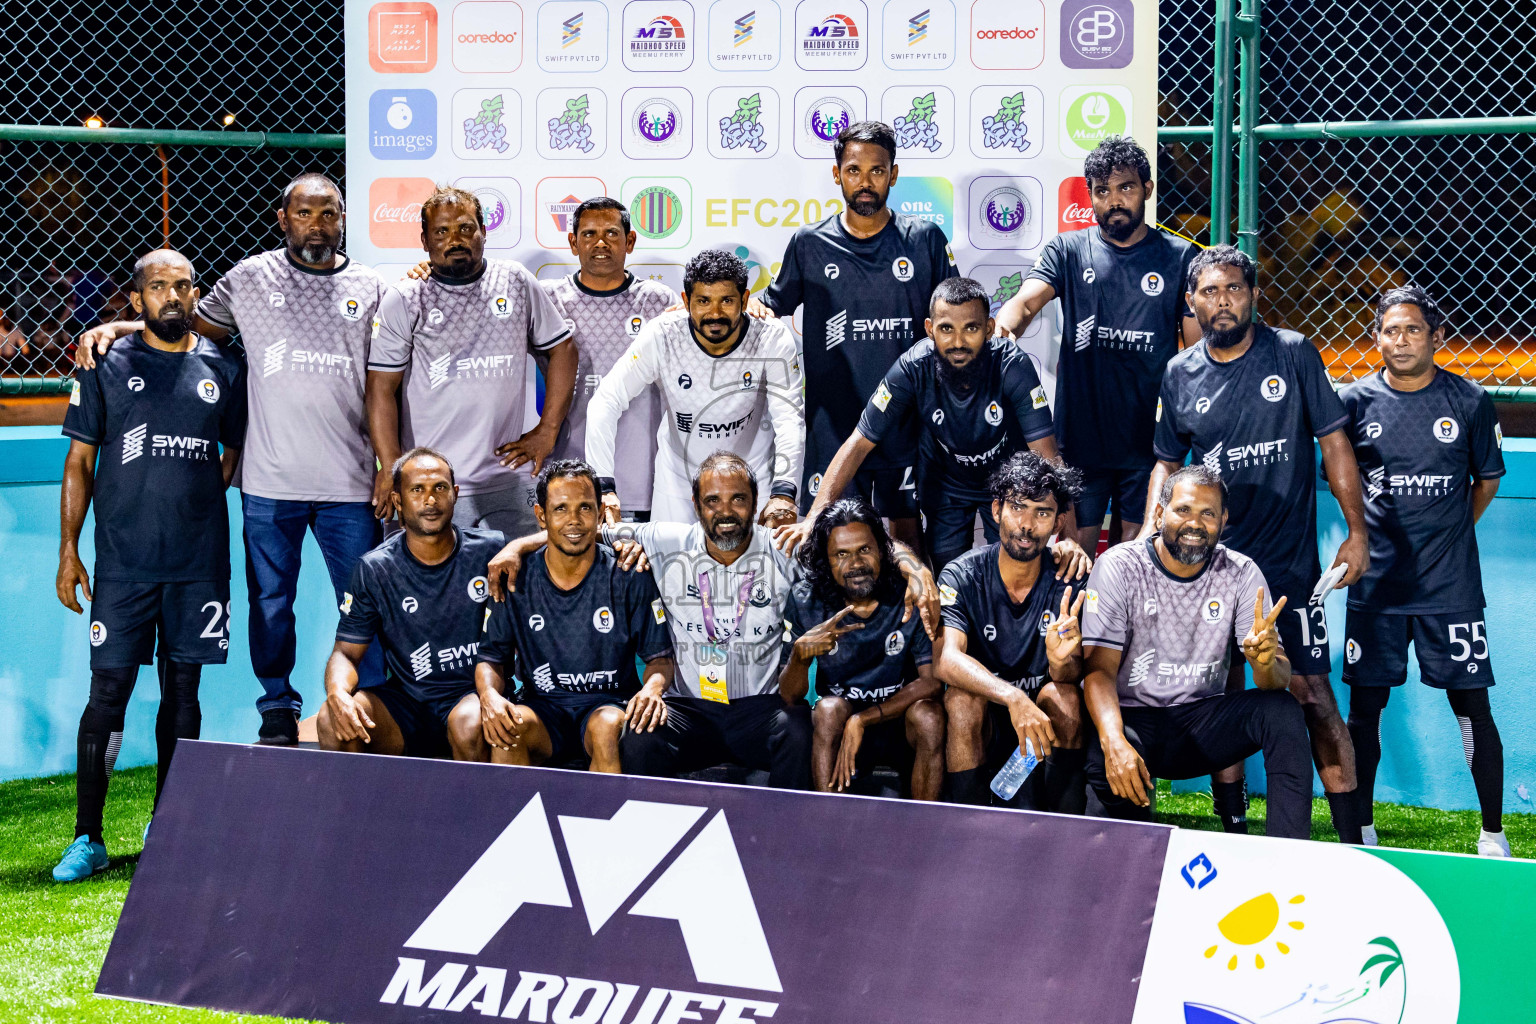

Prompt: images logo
[
  {"left": 546, "top": 92, "right": 595, "bottom": 153},
  {"left": 892, "top": 91, "right": 942, "bottom": 153},
  {"left": 719, "top": 93, "right": 767, "bottom": 152},
  {"left": 969, "top": 0, "right": 1044, "bottom": 70},
  {"left": 369, "top": 90, "right": 437, "bottom": 159},
  {"left": 1061, "top": 85, "right": 1130, "bottom": 155},
  {"left": 369, "top": 177, "right": 435, "bottom": 248},
  {"left": 1058, "top": 176, "right": 1095, "bottom": 232},
  {"left": 1060, "top": 0, "right": 1133, "bottom": 69},
  {"left": 631, "top": 184, "right": 685, "bottom": 240},
  {"left": 735, "top": 7, "right": 755, "bottom": 44},
  {"left": 369, "top": 2, "right": 438, "bottom": 72},
  {"left": 452, "top": 1, "right": 523, "bottom": 73}
]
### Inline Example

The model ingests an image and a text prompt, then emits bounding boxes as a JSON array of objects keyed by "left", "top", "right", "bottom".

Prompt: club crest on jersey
[
  {"left": 652, "top": 598, "right": 667, "bottom": 624},
  {"left": 1140, "top": 272, "right": 1164, "bottom": 296},
  {"left": 89, "top": 621, "right": 107, "bottom": 646},
  {"left": 402, "top": 596, "right": 419, "bottom": 613},
  {"left": 490, "top": 295, "right": 512, "bottom": 318},
  {"left": 484, "top": 606, "right": 492, "bottom": 630},
  {"left": 1155, "top": 397, "right": 1162, "bottom": 421},
  {"left": 1346, "top": 638, "right": 1361, "bottom": 663},
  {"left": 1082, "top": 267, "right": 1096, "bottom": 283},
  {"left": 892, "top": 256, "right": 914, "bottom": 281},
  {"left": 339, "top": 297, "right": 363, "bottom": 321},
  {"left": 269, "top": 292, "right": 285, "bottom": 307},
  {"left": 885, "top": 630, "right": 905, "bottom": 655},
  {"left": 467, "top": 576, "right": 490, "bottom": 602},
  {"left": 1038, "top": 611, "right": 1051, "bottom": 635},
  {"left": 749, "top": 580, "right": 772, "bottom": 607},
  {"left": 126, "top": 376, "right": 145, "bottom": 392},
  {"left": 983, "top": 624, "right": 997, "bottom": 641},
  {"left": 1086, "top": 588, "right": 1099, "bottom": 612},
  {"left": 529, "top": 613, "right": 546, "bottom": 631},
  {"left": 1432, "top": 416, "right": 1459, "bottom": 443},
  {"left": 872, "top": 382, "right": 892, "bottom": 412},
  {"left": 1202, "top": 597, "right": 1225, "bottom": 623},
  {"left": 824, "top": 262, "right": 840, "bottom": 279},
  {"left": 931, "top": 408, "right": 944, "bottom": 425},
  {"left": 593, "top": 606, "right": 614, "bottom": 632},
  {"left": 69, "top": 379, "right": 82, "bottom": 405},
  {"left": 340, "top": 592, "right": 353, "bottom": 615},
  {"left": 1365, "top": 421, "right": 1382, "bottom": 439},
  {"left": 1030, "top": 386, "right": 1048, "bottom": 410},
  {"left": 1260, "top": 374, "right": 1287, "bottom": 402},
  {"left": 741, "top": 370, "right": 754, "bottom": 390},
  {"left": 427, "top": 308, "right": 445, "bottom": 326},
  {"left": 945, "top": 244, "right": 956, "bottom": 266},
  {"left": 678, "top": 372, "right": 693, "bottom": 389},
  {"left": 1195, "top": 396, "right": 1211, "bottom": 414},
  {"left": 628, "top": 315, "right": 645, "bottom": 336},
  {"left": 1495, "top": 423, "right": 1504, "bottom": 448},
  {"left": 939, "top": 584, "right": 958, "bottom": 606},
  {"left": 808, "top": 472, "right": 822, "bottom": 495},
  {"left": 984, "top": 401, "right": 1003, "bottom": 425},
  {"left": 195, "top": 378, "right": 220, "bottom": 403}
]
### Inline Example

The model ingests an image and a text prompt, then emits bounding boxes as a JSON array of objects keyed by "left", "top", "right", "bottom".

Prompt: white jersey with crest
[
  {"left": 197, "top": 249, "right": 384, "bottom": 502},
  {"left": 541, "top": 272, "right": 676, "bottom": 512},
  {"left": 585, "top": 309, "right": 805, "bottom": 521},
  {"left": 369, "top": 259, "right": 571, "bottom": 495}
]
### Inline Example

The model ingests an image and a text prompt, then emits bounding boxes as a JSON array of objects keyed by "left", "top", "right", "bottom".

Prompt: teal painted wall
[{"left": 3, "top": 426, "right": 1533, "bottom": 815}]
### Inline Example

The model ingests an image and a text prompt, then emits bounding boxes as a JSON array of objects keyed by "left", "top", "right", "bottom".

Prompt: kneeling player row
[{"left": 318, "top": 448, "right": 1319, "bottom": 841}]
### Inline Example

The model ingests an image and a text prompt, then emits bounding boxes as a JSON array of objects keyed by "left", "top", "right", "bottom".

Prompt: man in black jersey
[
  {"left": 777, "top": 277, "right": 1089, "bottom": 574},
  {"left": 1147, "top": 245, "right": 1368, "bottom": 844},
  {"left": 475, "top": 460, "right": 674, "bottom": 773},
  {"left": 755, "top": 120, "right": 959, "bottom": 546},
  {"left": 1341, "top": 287, "right": 1509, "bottom": 856},
  {"left": 780, "top": 499, "right": 943, "bottom": 799},
  {"left": 318, "top": 449, "right": 503, "bottom": 761},
  {"left": 935, "top": 452, "right": 1090, "bottom": 810},
  {"left": 995, "top": 137, "right": 1199, "bottom": 553},
  {"left": 53, "top": 250, "right": 246, "bottom": 883}
]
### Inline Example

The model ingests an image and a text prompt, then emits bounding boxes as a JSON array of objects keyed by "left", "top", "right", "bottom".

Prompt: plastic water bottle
[{"left": 989, "top": 740, "right": 1039, "bottom": 801}]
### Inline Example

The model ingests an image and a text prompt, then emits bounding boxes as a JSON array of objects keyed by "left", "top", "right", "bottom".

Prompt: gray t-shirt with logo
[
  {"left": 370, "top": 259, "right": 572, "bottom": 495},
  {"left": 197, "top": 249, "right": 384, "bottom": 502},
  {"left": 1082, "top": 537, "right": 1273, "bottom": 708},
  {"left": 542, "top": 272, "right": 676, "bottom": 512},
  {"left": 603, "top": 521, "right": 799, "bottom": 701}
]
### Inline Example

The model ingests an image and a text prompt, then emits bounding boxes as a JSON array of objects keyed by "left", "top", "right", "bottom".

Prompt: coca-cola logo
[
  {"left": 373, "top": 200, "right": 423, "bottom": 223},
  {"left": 368, "top": 177, "right": 435, "bottom": 248},
  {"left": 1057, "top": 176, "right": 1094, "bottom": 233}
]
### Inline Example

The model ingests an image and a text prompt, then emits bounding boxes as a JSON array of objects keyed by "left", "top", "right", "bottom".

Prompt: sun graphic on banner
[{"left": 1203, "top": 893, "right": 1306, "bottom": 971}]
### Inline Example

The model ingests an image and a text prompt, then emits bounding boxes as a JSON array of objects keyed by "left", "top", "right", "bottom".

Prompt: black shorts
[
  {"left": 922, "top": 489, "right": 999, "bottom": 570},
  {"left": 1075, "top": 465, "right": 1152, "bottom": 529},
  {"left": 522, "top": 690, "right": 628, "bottom": 764},
  {"left": 1343, "top": 608, "right": 1495, "bottom": 690},
  {"left": 88, "top": 577, "right": 232, "bottom": 669},
  {"left": 803, "top": 462, "right": 919, "bottom": 519},
  {"left": 844, "top": 712, "right": 918, "bottom": 773},
  {"left": 360, "top": 683, "right": 472, "bottom": 758},
  {"left": 1270, "top": 576, "right": 1332, "bottom": 677}
]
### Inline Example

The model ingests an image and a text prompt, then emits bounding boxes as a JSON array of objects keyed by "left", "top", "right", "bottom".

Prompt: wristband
[
  {"left": 769, "top": 481, "right": 798, "bottom": 501},
  {"left": 596, "top": 476, "right": 618, "bottom": 496}
]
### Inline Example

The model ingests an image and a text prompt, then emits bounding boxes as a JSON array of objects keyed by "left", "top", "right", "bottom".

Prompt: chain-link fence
[{"left": 3, "top": 2, "right": 1533, "bottom": 390}]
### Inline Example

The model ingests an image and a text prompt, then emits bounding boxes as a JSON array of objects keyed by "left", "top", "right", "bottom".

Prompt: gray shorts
[{"left": 452, "top": 479, "right": 539, "bottom": 538}]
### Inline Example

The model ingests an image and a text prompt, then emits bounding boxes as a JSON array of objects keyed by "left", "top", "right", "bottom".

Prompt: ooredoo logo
[
  {"left": 369, "top": 2, "right": 438, "bottom": 72},
  {"left": 970, "top": 0, "right": 1044, "bottom": 70},
  {"left": 452, "top": 1, "right": 523, "bottom": 72},
  {"left": 1060, "top": 0, "right": 1133, "bottom": 69},
  {"left": 1058, "top": 176, "right": 1094, "bottom": 232},
  {"left": 369, "top": 177, "right": 435, "bottom": 248}
]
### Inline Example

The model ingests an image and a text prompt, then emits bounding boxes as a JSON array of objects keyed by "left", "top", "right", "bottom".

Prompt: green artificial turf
[{"left": 1, "top": 767, "right": 1529, "bottom": 1022}]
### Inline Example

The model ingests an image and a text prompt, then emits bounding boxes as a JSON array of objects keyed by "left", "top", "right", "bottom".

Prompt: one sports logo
[
  {"left": 126, "top": 376, "right": 145, "bottom": 391},
  {"left": 1074, "top": 316, "right": 1095, "bottom": 352},
  {"left": 400, "top": 794, "right": 782, "bottom": 992},
  {"left": 409, "top": 642, "right": 434, "bottom": 680},
  {"left": 263, "top": 339, "right": 288, "bottom": 378},
  {"left": 825, "top": 309, "right": 848, "bottom": 350},
  {"left": 532, "top": 662, "right": 556, "bottom": 691},
  {"left": 121, "top": 423, "right": 148, "bottom": 464},
  {"left": 402, "top": 596, "right": 420, "bottom": 613},
  {"left": 1128, "top": 648, "right": 1156, "bottom": 686},
  {"left": 428, "top": 351, "right": 454, "bottom": 389}
]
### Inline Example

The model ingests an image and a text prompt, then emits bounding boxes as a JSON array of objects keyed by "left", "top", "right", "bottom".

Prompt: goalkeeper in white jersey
[{"left": 585, "top": 249, "right": 805, "bottom": 526}]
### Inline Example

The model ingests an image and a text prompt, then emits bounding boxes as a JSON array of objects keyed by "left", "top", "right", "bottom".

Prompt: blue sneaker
[{"left": 52, "top": 835, "right": 108, "bottom": 883}]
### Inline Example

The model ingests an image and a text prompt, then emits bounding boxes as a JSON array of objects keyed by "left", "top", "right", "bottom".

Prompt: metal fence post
[
  {"left": 1209, "top": 0, "right": 1237, "bottom": 246},
  {"left": 1235, "top": 0, "right": 1261, "bottom": 259}
]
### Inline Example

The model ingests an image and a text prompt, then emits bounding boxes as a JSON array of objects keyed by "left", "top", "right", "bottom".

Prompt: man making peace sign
[{"left": 1081, "top": 464, "right": 1316, "bottom": 840}]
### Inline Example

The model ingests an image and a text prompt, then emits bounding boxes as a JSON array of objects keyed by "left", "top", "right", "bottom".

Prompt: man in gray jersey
[
  {"left": 367, "top": 185, "right": 576, "bottom": 539},
  {"left": 486, "top": 451, "right": 941, "bottom": 789},
  {"left": 77, "top": 173, "right": 386, "bottom": 745},
  {"left": 1081, "top": 465, "right": 1315, "bottom": 839},
  {"left": 541, "top": 197, "right": 676, "bottom": 520}
]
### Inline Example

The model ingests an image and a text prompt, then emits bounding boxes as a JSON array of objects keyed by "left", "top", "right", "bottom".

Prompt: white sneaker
[
  {"left": 1478, "top": 829, "right": 1511, "bottom": 858},
  {"left": 1360, "top": 824, "right": 1379, "bottom": 847}
]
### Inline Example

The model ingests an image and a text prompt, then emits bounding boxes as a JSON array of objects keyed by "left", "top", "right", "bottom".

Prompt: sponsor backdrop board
[
  {"left": 98, "top": 743, "right": 1536, "bottom": 1022},
  {"left": 345, "top": 0, "right": 1159, "bottom": 377}
]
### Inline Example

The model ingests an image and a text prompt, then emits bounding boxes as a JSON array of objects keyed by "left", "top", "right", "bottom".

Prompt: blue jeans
[{"left": 242, "top": 495, "right": 382, "bottom": 713}]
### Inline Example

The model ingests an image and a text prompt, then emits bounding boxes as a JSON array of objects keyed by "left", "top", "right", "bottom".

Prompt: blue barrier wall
[{"left": 2, "top": 425, "right": 1533, "bottom": 813}]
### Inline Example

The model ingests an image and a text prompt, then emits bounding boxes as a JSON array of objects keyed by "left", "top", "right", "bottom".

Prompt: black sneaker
[{"left": 257, "top": 708, "right": 299, "bottom": 746}]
